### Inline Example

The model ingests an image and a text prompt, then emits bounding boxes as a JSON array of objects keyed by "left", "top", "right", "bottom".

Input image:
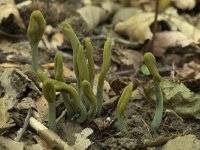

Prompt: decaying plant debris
[{"left": 1, "top": 0, "right": 200, "bottom": 150}]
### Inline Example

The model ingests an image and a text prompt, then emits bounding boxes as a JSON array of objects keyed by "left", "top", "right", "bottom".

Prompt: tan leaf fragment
[
  {"left": 0, "top": 97, "right": 15, "bottom": 135},
  {"left": 114, "top": 12, "right": 155, "bottom": 43},
  {"left": 152, "top": 31, "right": 192, "bottom": 56},
  {"left": 115, "top": 7, "right": 200, "bottom": 44},
  {"left": 77, "top": 5, "right": 110, "bottom": 32},
  {"left": 73, "top": 128, "right": 93, "bottom": 150},
  {"left": 0, "top": 136, "right": 24, "bottom": 150}
]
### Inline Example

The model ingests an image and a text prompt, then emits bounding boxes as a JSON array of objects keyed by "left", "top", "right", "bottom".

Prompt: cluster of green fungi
[{"left": 27, "top": 10, "right": 163, "bottom": 134}]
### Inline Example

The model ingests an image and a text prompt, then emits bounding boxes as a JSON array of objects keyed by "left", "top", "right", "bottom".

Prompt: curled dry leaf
[
  {"left": 77, "top": 5, "right": 110, "bottom": 32},
  {"left": 0, "top": 0, "right": 25, "bottom": 29},
  {"left": 152, "top": 31, "right": 192, "bottom": 57},
  {"left": 115, "top": 7, "right": 200, "bottom": 44},
  {"left": 0, "top": 136, "right": 24, "bottom": 150},
  {"left": 144, "top": 80, "right": 200, "bottom": 120},
  {"left": 114, "top": 12, "right": 154, "bottom": 43}
]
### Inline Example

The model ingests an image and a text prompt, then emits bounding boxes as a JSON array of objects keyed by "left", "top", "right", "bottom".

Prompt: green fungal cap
[
  {"left": 27, "top": 10, "right": 46, "bottom": 45},
  {"left": 144, "top": 52, "right": 162, "bottom": 82}
]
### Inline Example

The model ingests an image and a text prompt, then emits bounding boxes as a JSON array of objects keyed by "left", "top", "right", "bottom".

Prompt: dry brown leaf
[{"left": 0, "top": 0, "right": 24, "bottom": 29}]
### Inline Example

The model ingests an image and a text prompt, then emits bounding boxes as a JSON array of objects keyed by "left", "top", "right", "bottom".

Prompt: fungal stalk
[
  {"left": 96, "top": 38, "right": 112, "bottom": 116},
  {"left": 54, "top": 52, "right": 74, "bottom": 118},
  {"left": 144, "top": 52, "right": 163, "bottom": 132},
  {"left": 42, "top": 80, "right": 56, "bottom": 131}
]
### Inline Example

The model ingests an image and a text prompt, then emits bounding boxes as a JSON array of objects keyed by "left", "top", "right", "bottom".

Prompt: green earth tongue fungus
[
  {"left": 27, "top": 10, "right": 46, "bottom": 71},
  {"left": 144, "top": 52, "right": 163, "bottom": 133}
]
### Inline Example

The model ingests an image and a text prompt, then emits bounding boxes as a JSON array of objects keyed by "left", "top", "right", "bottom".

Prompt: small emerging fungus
[
  {"left": 62, "top": 23, "right": 81, "bottom": 89},
  {"left": 144, "top": 52, "right": 163, "bottom": 133},
  {"left": 27, "top": 10, "right": 46, "bottom": 71},
  {"left": 96, "top": 38, "right": 112, "bottom": 116},
  {"left": 116, "top": 83, "right": 133, "bottom": 133},
  {"left": 42, "top": 80, "right": 56, "bottom": 131},
  {"left": 54, "top": 52, "right": 74, "bottom": 118},
  {"left": 38, "top": 21, "right": 114, "bottom": 125},
  {"left": 84, "top": 37, "right": 95, "bottom": 86},
  {"left": 81, "top": 80, "right": 97, "bottom": 122}
]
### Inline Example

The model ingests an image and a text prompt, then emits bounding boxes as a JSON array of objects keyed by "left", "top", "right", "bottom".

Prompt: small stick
[{"left": 15, "top": 108, "right": 32, "bottom": 142}]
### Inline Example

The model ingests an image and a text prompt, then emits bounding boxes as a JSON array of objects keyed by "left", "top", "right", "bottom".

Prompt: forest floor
[{"left": 1, "top": 0, "right": 200, "bottom": 149}]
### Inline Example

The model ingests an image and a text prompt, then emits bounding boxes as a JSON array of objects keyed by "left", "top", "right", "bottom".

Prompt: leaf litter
[{"left": 1, "top": 0, "right": 200, "bottom": 149}]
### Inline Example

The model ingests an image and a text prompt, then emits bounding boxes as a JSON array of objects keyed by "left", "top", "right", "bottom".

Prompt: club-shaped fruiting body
[
  {"left": 85, "top": 37, "right": 95, "bottom": 85},
  {"left": 42, "top": 80, "right": 56, "bottom": 131},
  {"left": 81, "top": 80, "right": 97, "bottom": 122},
  {"left": 116, "top": 83, "right": 133, "bottom": 133},
  {"left": 38, "top": 21, "right": 113, "bottom": 126},
  {"left": 96, "top": 38, "right": 112, "bottom": 116},
  {"left": 62, "top": 22, "right": 112, "bottom": 117},
  {"left": 54, "top": 52, "right": 75, "bottom": 118},
  {"left": 27, "top": 10, "right": 46, "bottom": 45},
  {"left": 144, "top": 52, "right": 163, "bottom": 133},
  {"left": 27, "top": 10, "right": 46, "bottom": 71}
]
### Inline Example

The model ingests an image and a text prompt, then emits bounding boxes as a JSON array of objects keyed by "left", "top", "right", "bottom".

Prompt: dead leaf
[
  {"left": 174, "top": 0, "right": 196, "bottom": 10},
  {"left": 110, "top": 78, "right": 127, "bottom": 95},
  {"left": 73, "top": 128, "right": 93, "bottom": 150},
  {"left": 77, "top": 5, "right": 110, "bottom": 32},
  {"left": 115, "top": 7, "right": 200, "bottom": 44},
  {"left": 176, "top": 61, "right": 200, "bottom": 80},
  {"left": 0, "top": 97, "right": 15, "bottom": 135},
  {"left": 144, "top": 80, "right": 200, "bottom": 119},
  {"left": 0, "top": 136, "right": 24, "bottom": 150},
  {"left": 25, "top": 144, "right": 44, "bottom": 150},
  {"left": 112, "top": 48, "right": 143, "bottom": 67},
  {"left": 0, "top": 0, "right": 25, "bottom": 29},
  {"left": 0, "top": 68, "right": 41, "bottom": 99},
  {"left": 35, "top": 96, "right": 48, "bottom": 122},
  {"left": 112, "top": 7, "right": 142, "bottom": 25},
  {"left": 114, "top": 12, "right": 154, "bottom": 43},
  {"left": 152, "top": 31, "right": 192, "bottom": 57}
]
